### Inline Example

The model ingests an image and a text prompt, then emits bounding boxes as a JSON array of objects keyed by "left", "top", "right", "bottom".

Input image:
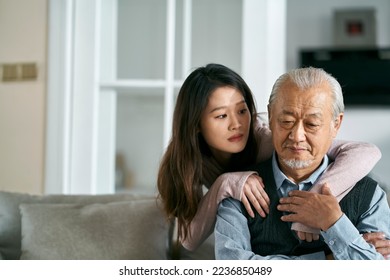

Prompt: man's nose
[{"left": 289, "top": 122, "right": 306, "bottom": 142}]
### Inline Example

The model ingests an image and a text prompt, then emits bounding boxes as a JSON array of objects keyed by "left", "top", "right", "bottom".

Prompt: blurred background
[{"left": 1, "top": 0, "right": 389, "bottom": 195}]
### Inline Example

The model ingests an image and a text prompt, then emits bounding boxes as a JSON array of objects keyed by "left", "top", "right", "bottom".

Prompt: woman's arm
[
  {"left": 291, "top": 139, "right": 382, "bottom": 233},
  {"left": 314, "top": 139, "right": 381, "bottom": 198},
  {"left": 254, "top": 113, "right": 274, "bottom": 163},
  {"left": 180, "top": 171, "right": 256, "bottom": 251}
]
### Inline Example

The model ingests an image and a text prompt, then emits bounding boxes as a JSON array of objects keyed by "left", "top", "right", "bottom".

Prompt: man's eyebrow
[
  {"left": 209, "top": 100, "right": 246, "bottom": 113},
  {"left": 305, "top": 112, "right": 323, "bottom": 118},
  {"left": 280, "top": 109, "right": 294, "bottom": 116},
  {"left": 282, "top": 109, "right": 294, "bottom": 115}
]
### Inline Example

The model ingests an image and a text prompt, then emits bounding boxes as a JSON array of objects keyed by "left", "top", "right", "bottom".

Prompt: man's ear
[{"left": 332, "top": 113, "right": 343, "bottom": 135}]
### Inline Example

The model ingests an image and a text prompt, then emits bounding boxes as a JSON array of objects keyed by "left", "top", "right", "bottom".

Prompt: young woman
[{"left": 157, "top": 63, "right": 384, "bottom": 253}]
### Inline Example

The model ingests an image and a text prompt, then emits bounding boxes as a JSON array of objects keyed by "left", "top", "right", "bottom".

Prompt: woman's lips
[{"left": 228, "top": 134, "right": 244, "bottom": 142}]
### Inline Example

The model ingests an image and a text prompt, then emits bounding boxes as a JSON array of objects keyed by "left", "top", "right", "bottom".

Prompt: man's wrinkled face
[{"left": 268, "top": 81, "right": 343, "bottom": 182}]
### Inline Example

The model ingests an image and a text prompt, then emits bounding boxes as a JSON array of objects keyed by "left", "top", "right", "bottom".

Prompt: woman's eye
[
  {"left": 239, "top": 108, "right": 248, "bottom": 114},
  {"left": 216, "top": 114, "right": 227, "bottom": 119}
]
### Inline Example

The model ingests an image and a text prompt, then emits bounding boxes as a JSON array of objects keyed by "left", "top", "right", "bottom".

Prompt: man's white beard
[{"left": 282, "top": 158, "right": 313, "bottom": 169}]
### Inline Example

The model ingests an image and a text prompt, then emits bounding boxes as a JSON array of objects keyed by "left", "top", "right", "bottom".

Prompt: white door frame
[{"left": 45, "top": 0, "right": 117, "bottom": 194}]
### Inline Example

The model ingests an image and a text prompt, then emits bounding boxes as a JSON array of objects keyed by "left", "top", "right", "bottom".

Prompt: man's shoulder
[
  {"left": 340, "top": 176, "right": 379, "bottom": 221},
  {"left": 219, "top": 197, "right": 252, "bottom": 220},
  {"left": 353, "top": 176, "right": 378, "bottom": 196},
  {"left": 343, "top": 175, "right": 378, "bottom": 199},
  {"left": 220, "top": 197, "right": 242, "bottom": 210},
  {"left": 358, "top": 176, "right": 378, "bottom": 185}
]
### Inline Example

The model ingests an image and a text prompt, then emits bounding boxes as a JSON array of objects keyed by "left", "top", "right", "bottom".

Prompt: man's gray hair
[{"left": 268, "top": 67, "right": 344, "bottom": 118}]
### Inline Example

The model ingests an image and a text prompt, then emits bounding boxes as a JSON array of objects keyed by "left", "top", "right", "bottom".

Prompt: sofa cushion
[
  {"left": 19, "top": 199, "right": 168, "bottom": 260},
  {"left": 0, "top": 191, "right": 162, "bottom": 259},
  {"left": 179, "top": 233, "right": 215, "bottom": 260}
]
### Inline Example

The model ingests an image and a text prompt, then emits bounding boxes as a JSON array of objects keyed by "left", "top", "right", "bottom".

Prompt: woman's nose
[{"left": 229, "top": 115, "right": 241, "bottom": 131}]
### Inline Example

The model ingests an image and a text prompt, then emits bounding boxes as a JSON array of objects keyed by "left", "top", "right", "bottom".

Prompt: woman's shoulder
[
  {"left": 254, "top": 112, "right": 271, "bottom": 135},
  {"left": 254, "top": 112, "right": 274, "bottom": 162}
]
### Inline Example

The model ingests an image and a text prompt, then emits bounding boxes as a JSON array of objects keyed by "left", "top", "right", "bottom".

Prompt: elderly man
[{"left": 214, "top": 67, "right": 390, "bottom": 260}]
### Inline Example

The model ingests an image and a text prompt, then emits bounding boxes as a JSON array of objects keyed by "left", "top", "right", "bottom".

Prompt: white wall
[
  {"left": 286, "top": 0, "right": 390, "bottom": 191},
  {"left": 0, "top": 0, "right": 47, "bottom": 194}
]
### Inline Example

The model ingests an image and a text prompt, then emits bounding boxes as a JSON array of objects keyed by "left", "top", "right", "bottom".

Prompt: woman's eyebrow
[{"left": 209, "top": 100, "right": 246, "bottom": 114}]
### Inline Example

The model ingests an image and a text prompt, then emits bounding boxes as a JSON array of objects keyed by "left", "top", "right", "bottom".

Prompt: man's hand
[
  {"left": 241, "top": 174, "right": 270, "bottom": 218},
  {"left": 277, "top": 183, "right": 343, "bottom": 231}
]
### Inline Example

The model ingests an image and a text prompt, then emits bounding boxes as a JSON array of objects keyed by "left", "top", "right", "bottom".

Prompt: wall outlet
[
  {"left": 1, "top": 63, "right": 37, "bottom": 82},
  {"left": 21, "top": 63, "right": 37, "bottom": 80},
  {"left": 2, "top": 64, "right": 18, "bottom": 81}
]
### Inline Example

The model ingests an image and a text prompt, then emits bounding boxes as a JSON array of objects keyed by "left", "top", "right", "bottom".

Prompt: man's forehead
[
  {"left": 275, "top": 85, "right": 332, "bottom": 109},
  {"left": 280, "top": 108, "right": 323, "bottom": 118}
]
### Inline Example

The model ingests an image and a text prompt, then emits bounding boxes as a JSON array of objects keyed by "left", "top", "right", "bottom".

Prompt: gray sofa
[
  {"left": 0, "top": 191, "right": 164, "bottom": 260},
  {"left": 0, "top": 190, "right": 215, "bottom": 260},
  {"left": 1, "top": 189, "right": 388, "bottom": 260}
]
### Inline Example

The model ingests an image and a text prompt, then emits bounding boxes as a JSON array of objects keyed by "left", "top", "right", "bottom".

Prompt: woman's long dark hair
[{"left": 157, "top": 63, "right": 258, "bottom": 240}]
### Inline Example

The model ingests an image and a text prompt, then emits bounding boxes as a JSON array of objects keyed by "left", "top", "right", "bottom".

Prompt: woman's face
[{"left": 200, "top": 86, "right": 251, "bottom": 166}]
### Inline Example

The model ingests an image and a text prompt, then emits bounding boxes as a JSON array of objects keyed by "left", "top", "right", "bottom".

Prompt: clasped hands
[
  {"left": 242, "top": 175, "right": 338, "bottom": 242},
  {"left": 277, "top": 183, "right": 343, "bottom": 232},
  {"left": 242, "top": 176, "right": 390, "bottom": 258},
  {"left": 278, "top": 183, "right": 390, "bottom": 258}
]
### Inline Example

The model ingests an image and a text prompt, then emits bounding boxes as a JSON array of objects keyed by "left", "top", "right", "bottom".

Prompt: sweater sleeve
[
  {"left": 180, "top": 171, "right": 257, "bottom": 251},
  {"left": 254, "top": 113, "right": 274, "bottom": 162},
  {"left": 291, "top": 139, "right": 382, "bottom": 233}
]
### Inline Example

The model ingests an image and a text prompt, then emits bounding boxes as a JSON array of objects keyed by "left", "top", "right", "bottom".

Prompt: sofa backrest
[{"left": 0, "top": 191, "right": 169, "bottom": 260}]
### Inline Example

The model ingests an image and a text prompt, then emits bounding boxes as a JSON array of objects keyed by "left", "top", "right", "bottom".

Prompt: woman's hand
[
  {"left": 241, "top": 174, "right": 270, "bottom": 218},
  {"left": 363, "top": 232, "right": 390, "bottom": 259},
  {"left": 296, "top": 231, "right": 320, "bottom": 242}
]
